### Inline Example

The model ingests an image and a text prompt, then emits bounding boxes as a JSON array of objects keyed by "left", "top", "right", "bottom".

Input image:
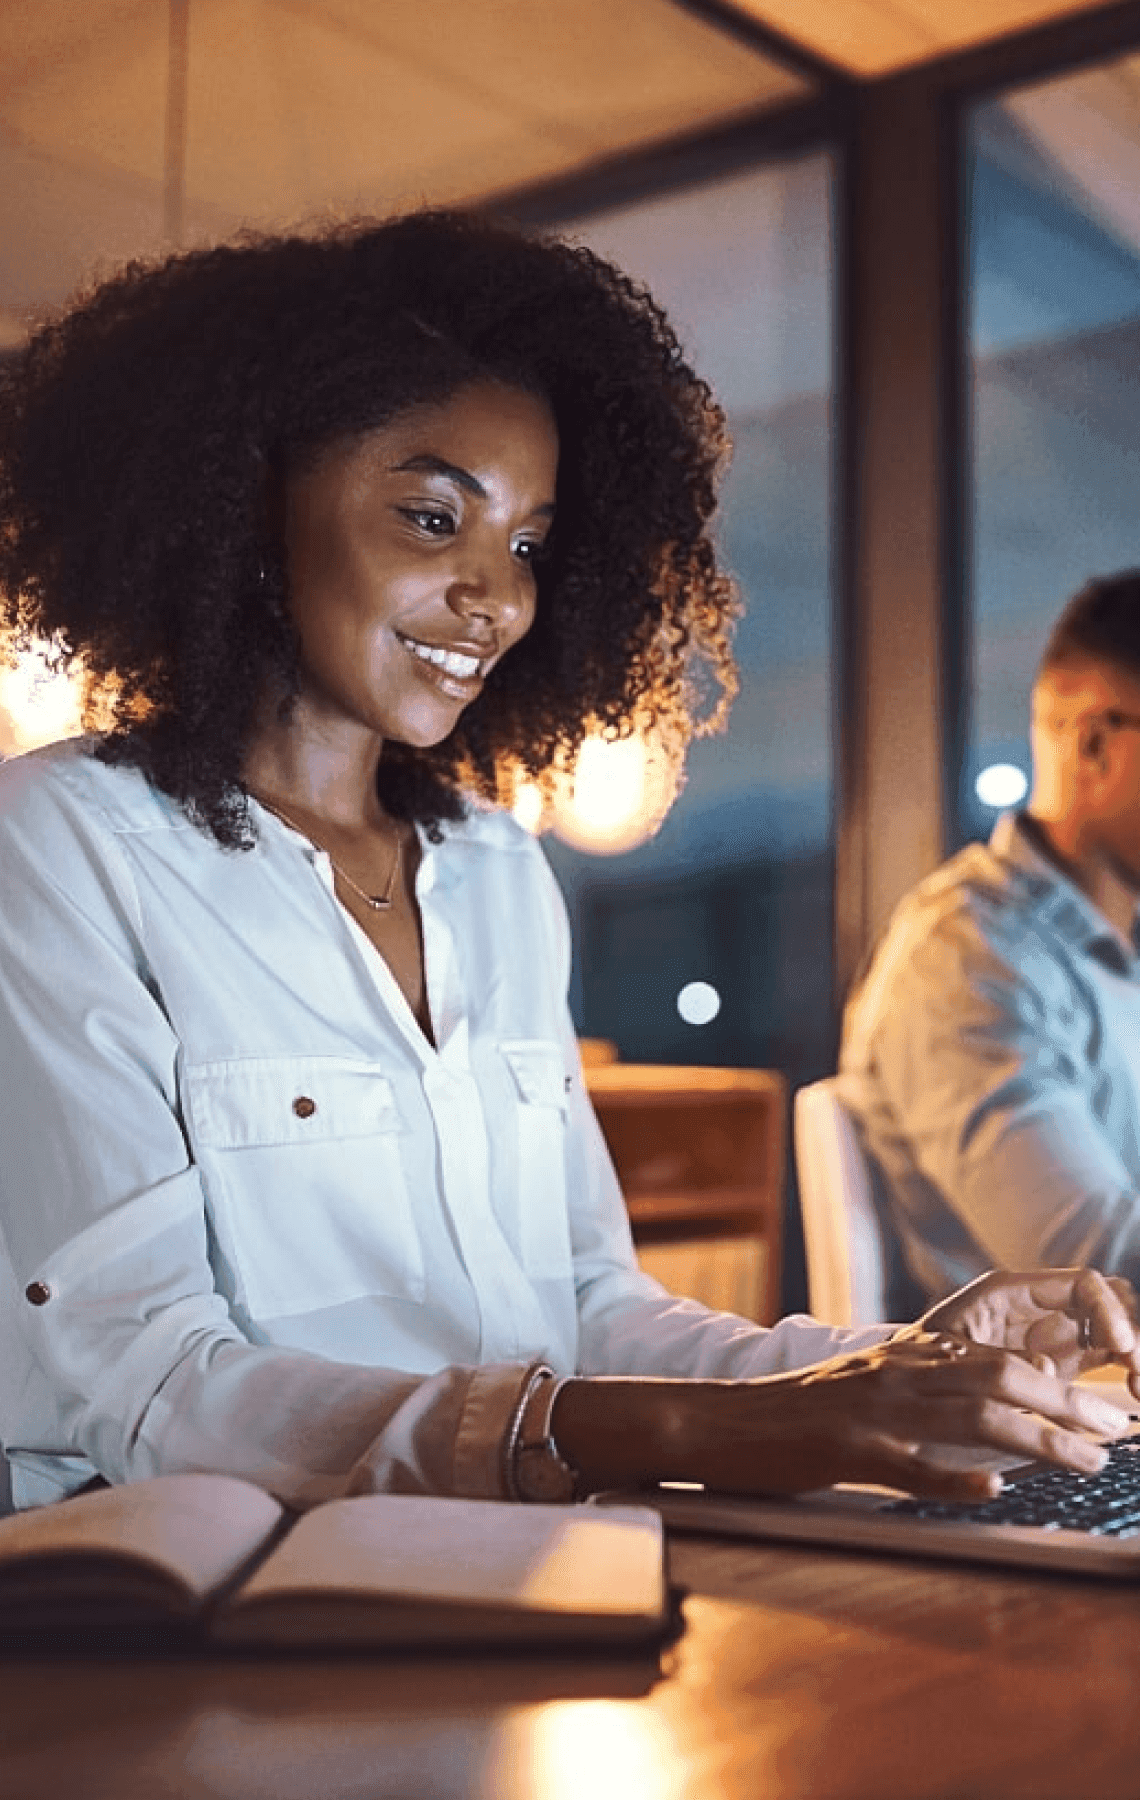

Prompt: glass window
[
  {"left": 962, "top": 56, "right": 1140, "bottom": 843},
  {"left": 541, "top": 153, "right": 838, "bottom": 1091}
]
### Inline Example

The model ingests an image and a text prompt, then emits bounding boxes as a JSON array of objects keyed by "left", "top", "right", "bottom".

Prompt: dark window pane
[
  {"left": 963, "top": 59, "right": 1140, "bottom": 843},
  {"left": 542, "top": 154, "right": 837, "bottom": 1090}
]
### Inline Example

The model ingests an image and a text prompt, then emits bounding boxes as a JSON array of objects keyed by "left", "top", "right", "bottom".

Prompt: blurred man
[{"left": 840, "top": 571, "right": 1140, "bottom": 1306}]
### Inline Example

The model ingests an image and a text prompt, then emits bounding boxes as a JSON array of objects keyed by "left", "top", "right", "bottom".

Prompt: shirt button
[
  {"left": 292, "top": 1095, "right": 317, "bottom": 1119},
  {"left": 25, "top": 1280, "right": 51, "bottom": 1306}
]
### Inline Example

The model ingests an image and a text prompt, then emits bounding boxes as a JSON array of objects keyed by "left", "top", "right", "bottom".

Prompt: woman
[{"left": 0, "top": 210, "right": 1134, "bottom": 1514}]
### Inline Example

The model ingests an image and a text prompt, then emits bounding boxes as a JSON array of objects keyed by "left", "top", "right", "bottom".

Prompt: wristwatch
[{"left": 511, "top": 1369, "right": 580, "bottom": 1504}]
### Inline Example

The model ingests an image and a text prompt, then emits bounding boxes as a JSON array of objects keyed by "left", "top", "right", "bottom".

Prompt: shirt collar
[{"left": 990, "top": 810, "right": 1140, "bottom": 970}]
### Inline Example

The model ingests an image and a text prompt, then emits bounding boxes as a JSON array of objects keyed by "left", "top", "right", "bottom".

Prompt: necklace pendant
[{"left": 255, "top": 794, "right": 402, "bottom": 914}]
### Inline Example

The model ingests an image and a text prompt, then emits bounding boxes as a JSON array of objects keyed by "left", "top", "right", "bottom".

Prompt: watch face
[{"left": 515, "top": 1443, "right": 577, "bottom": 1504}]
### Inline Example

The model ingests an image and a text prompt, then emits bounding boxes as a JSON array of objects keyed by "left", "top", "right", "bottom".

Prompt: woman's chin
[{"left": 381, "top": 701, "right": 469, "bottom": 752}]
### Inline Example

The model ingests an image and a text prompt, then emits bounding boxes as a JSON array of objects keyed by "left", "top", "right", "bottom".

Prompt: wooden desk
[
  {"left": 6, "top": 1531, "right": 1138, "bottom": 1799},
  {"left": 585, "top": 1065, "right": 786, "bottom": 1325}
]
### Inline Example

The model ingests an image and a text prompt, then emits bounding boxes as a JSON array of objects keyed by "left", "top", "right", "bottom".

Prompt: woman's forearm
[
  {"left": 550, "top": 1375, "right": 806, "bottom": 1495},
  {"left": 550, "top": 1375, "right": 715, "bottom": 1492}
]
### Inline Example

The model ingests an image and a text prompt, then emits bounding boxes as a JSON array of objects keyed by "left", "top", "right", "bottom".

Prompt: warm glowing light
[
  {"left": 548, "top": 730, "right": 681, "bottom": 856},
  {"left": 0, "top": 648, "right": 84, "bottom": 754},
  {"left": 511, "top": 780, "right": 545, "bottom": 834},
  {"left": 677, "top": 981, "right": 721, "bottom": 1026},
  {"left": 975, "top": 762, "right": 1028, "bottom": 808},
  {"left": 571, "top": 735, "right": 646, "bottom": 831},
  {"left": 491, "top": 1700, "right": 685, "bottom": 1800}
]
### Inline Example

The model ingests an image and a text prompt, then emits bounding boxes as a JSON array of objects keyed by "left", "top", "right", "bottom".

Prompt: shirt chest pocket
[
  {"left": 500, "top": 1040, "right": 571, "bottom": 1279},
  {"left": 182, "top": 1056, "right": 424, "bottom": 1319}
]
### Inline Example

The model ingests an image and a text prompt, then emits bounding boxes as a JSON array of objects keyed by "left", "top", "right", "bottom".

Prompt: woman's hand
[
  {"left": 665, "top": 1333, "right": 1134, "bottom": 1504},
  {"left": 556, "top": 1347, "right": 1134, "bottom": 1501},
  {"left": 553, "top": 1273, "right": 1140, "bottom": 1504},
  {"left": 779, "top": 1337, "right": 1133, "bottom": 1498},
  {"left": 916, "top": 1266, "right": 1140, "bottom": 1395}
]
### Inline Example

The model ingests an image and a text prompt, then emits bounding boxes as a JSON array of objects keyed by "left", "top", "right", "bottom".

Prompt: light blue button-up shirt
[
  {"left": 841, "top": 811, "right": 1140, "bottom": 1309},
  {"left": 0, "top": 741, "right": 878, "bottom": 1509}
]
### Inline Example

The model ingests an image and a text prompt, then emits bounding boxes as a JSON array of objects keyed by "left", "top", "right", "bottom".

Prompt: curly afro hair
[{"left": 0, "top": 209, "right": 738, "bottom": 846}]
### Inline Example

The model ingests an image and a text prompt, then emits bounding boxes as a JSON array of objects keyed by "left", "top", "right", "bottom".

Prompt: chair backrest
[{"left": 794, "top": 1078, "right": 888, "bottom": 1328}]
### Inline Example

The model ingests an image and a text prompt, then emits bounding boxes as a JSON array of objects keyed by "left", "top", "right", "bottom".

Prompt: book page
[
  {"left": 218, "top": 1495, "right": 666, "bottom": 1647},
  {"left": 0, "top": 1473, "right": 284, "bottom": 1616}
]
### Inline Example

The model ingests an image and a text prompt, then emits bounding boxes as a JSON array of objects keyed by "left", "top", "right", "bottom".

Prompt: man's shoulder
[
  {"left": 844, "top": 830, "right": 1079, "bottom": 1053},
  {"left": 884, "top": 836, "right": 1034, "bottom": 951},
  {"left": 853, "top": 828, "right": 1066, "bottom": 1015}
]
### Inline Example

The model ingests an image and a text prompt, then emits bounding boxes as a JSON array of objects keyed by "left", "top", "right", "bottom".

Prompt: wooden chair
[{"left": 583, "top": 1064, "right": 786, "bottom": 1325}]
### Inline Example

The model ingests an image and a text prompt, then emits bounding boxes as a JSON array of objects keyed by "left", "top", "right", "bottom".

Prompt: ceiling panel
[
  {"left": 3, "top": 0, "right": 1135, "bottom": 341},
  {"left": 3, "top": 4, "right": 171, "bottom": 185},
  {"left": 298, "top": 0, "right": 795, "bottom": 129},
  {"left": 0, "top": 0, "right": 808, "bottom": 324},
  {"left": 720, "top": 0, "right": 1131, "bottom": 77},
  {"left": 0, "top": 0, "right": 153, "bottom": 83}
]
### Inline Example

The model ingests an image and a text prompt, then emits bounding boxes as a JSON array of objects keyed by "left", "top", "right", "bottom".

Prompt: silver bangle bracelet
[{"left": 503, "top": 1360, "right": 556, "bottom": 1503}]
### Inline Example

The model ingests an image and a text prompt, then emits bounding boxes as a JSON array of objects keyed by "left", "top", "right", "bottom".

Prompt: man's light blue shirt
[{"left": 841, "top": 811, "right": 1140, "bottom": 1308}]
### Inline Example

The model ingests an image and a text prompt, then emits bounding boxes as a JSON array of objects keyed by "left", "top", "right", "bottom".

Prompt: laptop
[{"left": 601, "top": 1397, "right": 1140, "bottom": 1579}]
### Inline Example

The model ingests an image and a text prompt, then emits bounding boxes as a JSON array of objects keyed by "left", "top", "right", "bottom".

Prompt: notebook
[{"left": 0, "top": 1473, "right": 670, "bottom": 1650}]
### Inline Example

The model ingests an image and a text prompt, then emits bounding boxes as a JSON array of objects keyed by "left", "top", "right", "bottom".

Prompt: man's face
[{"left": 1074, "top": 666, "right": 1140, "bottom": 889}]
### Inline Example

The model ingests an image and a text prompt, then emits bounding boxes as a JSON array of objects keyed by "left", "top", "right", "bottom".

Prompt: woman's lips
[{"left": 398, "top": 632, "right": 489, "bottom": 698}]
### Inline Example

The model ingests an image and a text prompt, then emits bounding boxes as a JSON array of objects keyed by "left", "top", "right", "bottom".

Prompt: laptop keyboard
[{"left": 884, "top": 1441, "right": 1140, "bottom": 1537}]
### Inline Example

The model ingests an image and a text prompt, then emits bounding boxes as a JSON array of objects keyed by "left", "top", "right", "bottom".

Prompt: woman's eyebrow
[
  {"left": 391, "top": 453, "right": 556, "bottom": 516},
  {"left": 391, "top": 453, "right": 486, "bottom": 498}
]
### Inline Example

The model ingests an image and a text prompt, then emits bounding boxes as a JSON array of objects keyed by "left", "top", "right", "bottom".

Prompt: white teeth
[{"left": 403, "top": 638, "right": 482, "bottom": 680}]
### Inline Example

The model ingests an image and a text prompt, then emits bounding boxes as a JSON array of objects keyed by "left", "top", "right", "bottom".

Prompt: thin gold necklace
[{"left": 256, "top": 796, "right": 403, "bottom": 913}]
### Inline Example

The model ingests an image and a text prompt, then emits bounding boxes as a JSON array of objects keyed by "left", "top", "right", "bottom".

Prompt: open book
[{"left": 0, "top": 1473, "right": 668, "bottom": 1651}]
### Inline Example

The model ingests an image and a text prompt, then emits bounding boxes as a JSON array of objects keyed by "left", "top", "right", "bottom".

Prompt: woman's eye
[
  {"left": 399, "top": 507, "right": 455, "bottom": 537},
  {"left": 513, "top": 538, "right": 547, "bottom": 565}
]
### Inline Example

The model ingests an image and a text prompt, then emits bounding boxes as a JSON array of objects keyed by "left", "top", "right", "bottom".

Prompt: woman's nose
[{"left": 446, "top": 545, "right": 529, "bottom": 630}]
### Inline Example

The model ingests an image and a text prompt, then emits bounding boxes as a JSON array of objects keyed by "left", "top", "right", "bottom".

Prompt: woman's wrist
[
  {"left": 548, "top": 1374, "right": 727, "bottom": 1495},
  {"left": 549, "top": 1370, "right": 839, "bottom": 1498}
]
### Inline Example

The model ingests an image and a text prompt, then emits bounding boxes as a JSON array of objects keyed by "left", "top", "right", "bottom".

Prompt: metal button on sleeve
[
  {"left": 292, "top": 1095, "right": 317, "bottom": 1120},
  {"left": 25, "top": 1280, "right": 51, "bottom": 1306}
]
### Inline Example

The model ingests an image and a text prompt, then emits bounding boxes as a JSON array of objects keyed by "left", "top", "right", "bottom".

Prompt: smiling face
[{"left": 279, "top": 380, "right": 558, "bottom": 753}]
